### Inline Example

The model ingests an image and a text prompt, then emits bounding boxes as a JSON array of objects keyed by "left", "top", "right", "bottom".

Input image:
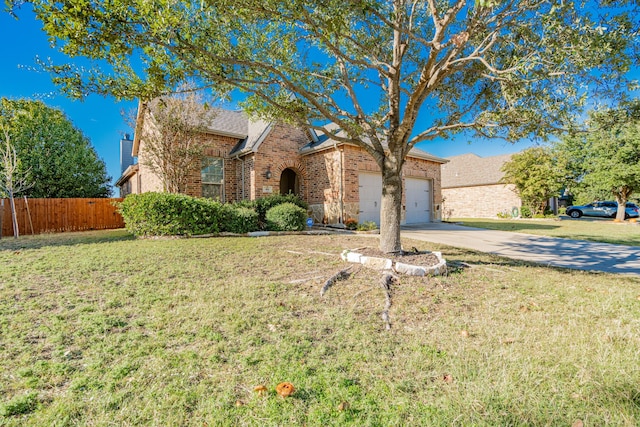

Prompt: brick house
[
  {"left": 116, "top": 106, "right": 448, "bottom": 225},
  {"left": 440, "top": 153, "right": 522, "bottom": 219}
]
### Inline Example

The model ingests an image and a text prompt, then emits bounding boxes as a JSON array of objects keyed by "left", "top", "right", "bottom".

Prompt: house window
[{"left": 202, "top": 157, "right": 224, "bottom": 200}]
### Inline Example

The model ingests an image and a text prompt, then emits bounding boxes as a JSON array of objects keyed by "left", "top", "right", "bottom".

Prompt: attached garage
[
  {"left": 358, "top": 172, "right": 382, "bottom": 224},
  {"left": 405, "top": 177, "right": 432, "bottom": 224},
  {"left": 359, "top": 173, "right": 432, "bottom": 225}
]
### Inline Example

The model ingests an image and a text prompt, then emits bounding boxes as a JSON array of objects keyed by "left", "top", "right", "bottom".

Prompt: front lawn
[
  {"left": 453, "top": 217, "right": 640, "bottom": 246},
  {"left": 1, "top": 230, "right": 639, "bottom": 425}
]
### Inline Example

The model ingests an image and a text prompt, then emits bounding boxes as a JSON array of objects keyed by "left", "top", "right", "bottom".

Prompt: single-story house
[
  {"left": 116, "top": 103, "right": 448, "bottom": 225},
  {"left": 440, "top": 153, "right": 522, "bottom": 219}
]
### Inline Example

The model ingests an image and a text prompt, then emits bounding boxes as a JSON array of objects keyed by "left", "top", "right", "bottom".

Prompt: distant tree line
[{"left": 502, "top": 100, "right": 640, "bottom": 221}]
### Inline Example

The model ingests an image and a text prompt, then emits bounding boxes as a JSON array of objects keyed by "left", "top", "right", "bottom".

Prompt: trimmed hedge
[
  {"left": 232, "top": 193, "right": 308, "bottom": 229},
  {"left": 223, "top": 205, "right": 259, "bottom": 234},
  {"left": 265, "top": 202, "right": 307, "bottom": 231},
  {"left": 118, "top": 192, "right": 308, "bottom": 237},
  {"left": 118, "top": 192, "right": 260, "bottom": 237}
]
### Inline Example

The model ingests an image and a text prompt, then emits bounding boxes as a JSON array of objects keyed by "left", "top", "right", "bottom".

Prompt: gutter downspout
[
  {"left": 334, "top": 143, "right": 344, "bottom": 224},
  {"left": 235, "top": 154, "right": 245, "bottom": 201}
]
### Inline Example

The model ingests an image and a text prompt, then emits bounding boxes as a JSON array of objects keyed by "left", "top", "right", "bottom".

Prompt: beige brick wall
[{"left": 442, "top": 184, "right": 521, "bottom": 219}]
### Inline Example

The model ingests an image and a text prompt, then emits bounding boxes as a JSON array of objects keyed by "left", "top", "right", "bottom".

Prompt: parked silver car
[{"left": 566, "top": 201, "right": 640, "bottom": 219}]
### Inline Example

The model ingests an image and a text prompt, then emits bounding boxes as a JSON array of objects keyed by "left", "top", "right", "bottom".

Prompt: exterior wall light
[{"left": 265, "top": 167, "right": 272, "bottom": 180}]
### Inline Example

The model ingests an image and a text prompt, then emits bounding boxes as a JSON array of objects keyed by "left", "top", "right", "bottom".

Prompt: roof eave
[
  {"left": 299, "top": 141, "right": 449, "bottom": 164},
  {"left": 115, "top": 164, "right": 139, "bottom": 187}
]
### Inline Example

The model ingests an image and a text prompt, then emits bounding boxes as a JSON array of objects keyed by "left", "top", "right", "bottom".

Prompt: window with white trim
[{"left": 202, "top": 157, "right": 224, "bottom": 200}]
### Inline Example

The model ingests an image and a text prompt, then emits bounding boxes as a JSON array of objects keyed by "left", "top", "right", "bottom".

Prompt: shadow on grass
[{"left": 0, "top": 229, "right": 135, "bottom": 252}]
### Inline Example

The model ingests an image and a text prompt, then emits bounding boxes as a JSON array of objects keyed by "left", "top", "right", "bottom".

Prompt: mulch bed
[{"left": 356, "top": 247, "right": 440, "bottom": 267}]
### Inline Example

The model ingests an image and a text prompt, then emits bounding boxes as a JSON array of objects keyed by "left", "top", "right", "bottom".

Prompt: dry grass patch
[{"left": 0, "top": 230, "right": 639, "bottom": 426}]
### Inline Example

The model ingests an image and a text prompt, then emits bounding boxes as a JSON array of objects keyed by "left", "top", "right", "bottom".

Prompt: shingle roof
[
  {"left": 299, "top": 127, "right": 448, "bottom": 163},
  {"left": 204, "top": 109, "right": 248, "bottom": 137},
  {"left": 441, "top": 153, "right": 515, "bottom": 188},
  {"left": 229, "top": 119, "right": 273, "bottom": 156}
]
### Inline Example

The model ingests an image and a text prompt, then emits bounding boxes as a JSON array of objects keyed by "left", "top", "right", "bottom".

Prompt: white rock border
[{"left": 341, "top": 249, "right": 447, "bottom": 277}]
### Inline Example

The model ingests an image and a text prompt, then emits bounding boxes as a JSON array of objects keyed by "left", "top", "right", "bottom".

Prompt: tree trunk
[
  {"left": 615, "top": 192, "right": 629, "bottom": 221},
  {"left": 8, "top": 192, "right": 18, "bottom": 238},
  {"left": 379, "top": 160, "right": 403, "bottom": 253}
]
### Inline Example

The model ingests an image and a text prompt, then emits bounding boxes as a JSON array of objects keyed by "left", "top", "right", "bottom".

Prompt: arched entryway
[{"left": 280, "top": 168, "right": 300, "bottom": 195}]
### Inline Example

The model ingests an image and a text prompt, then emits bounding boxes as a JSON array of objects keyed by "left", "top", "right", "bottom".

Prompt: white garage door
[
  {"left": 405, "top": 178, "right": 431, "bottom": 224},
  {"left": 358, "top": 173, "right": 382, "bottom": 225}
]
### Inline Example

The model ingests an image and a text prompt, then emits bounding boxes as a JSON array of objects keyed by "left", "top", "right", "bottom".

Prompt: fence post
[{"left": 0, "top": 199, "right": 3, "bottom": 239}]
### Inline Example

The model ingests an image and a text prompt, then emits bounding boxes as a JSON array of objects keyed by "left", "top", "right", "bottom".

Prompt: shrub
[
  {"left": 222, "top": 205, "right": 259, "bottom": 234},
  {"left": 344, "top": 218, "right": 358, "bottom": 230},
  {"left": 519, "top": 206, "right": 532, "bottom": 218},
  {"left": 265, "top": 202, "right": 307, "bottom": 231},
  {"left": 496, "top": 210, "right": 511, "bottom": 219},
  {"left": 117, "top": 192, "right": 225, "bottom": 237},
  {"left": 235, "top": 194, "right": 308, "bottom": 229},
  {"left": 356, "top": 221, "right": 378, "bottom": 231}
]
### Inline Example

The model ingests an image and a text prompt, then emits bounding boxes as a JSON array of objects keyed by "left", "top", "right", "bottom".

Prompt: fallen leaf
[
  {"left": 572, "top": 420, "right": 584, "bottom": 427},
  {"left": 253, "top": 385, "right": 268, "bottom": 395},
  {"left": 502, "top": 338, "right": 516, "bottom": 344},
  {"left": 519, "top": 305, "right": 529, "bottom": 312},
  {"left": 460, "top": 330, "right": 469, "bottom": 338},
  {"left": 276, "top": 382, "right": 295, "bottom": 398},
  {"left": 443, "top": 374, "right": 453, "bottom": 384},
  {"left": 636, "top": 295, "right": 640, "bottom": 301},
  {"left": 337, "top": 401, "right": 350, "bottom": 411},
  {"left": 235, "top": 400, "right": 245, "bottom": 407}
]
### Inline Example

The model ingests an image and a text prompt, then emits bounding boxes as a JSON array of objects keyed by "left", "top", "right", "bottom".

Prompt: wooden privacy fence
[{"left": 0, "top": 198, "right": 125, "bottom": 237}]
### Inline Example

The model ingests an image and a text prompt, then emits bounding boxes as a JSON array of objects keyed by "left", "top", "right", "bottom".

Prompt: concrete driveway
[{"left": 401, "top": 222, "right": 640, "bottom": 276}]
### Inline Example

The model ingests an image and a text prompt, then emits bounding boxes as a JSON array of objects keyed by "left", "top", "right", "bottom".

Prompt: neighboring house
[
  {"left": 441, "top": 153, "right": 521, "bottom": 219},
  {"left": 116, "top": 103, "right": 448, "bottom": 225}
]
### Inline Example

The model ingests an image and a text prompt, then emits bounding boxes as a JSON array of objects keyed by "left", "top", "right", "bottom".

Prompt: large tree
[
  {"left": 556, "top": 101, "right": 640, "bottom": 221},
  {"left": 0, "top": 98, "right": 111, "bottom": 198},
  {"left": 21, "top": 0, "right": 639, "bottom": 251},
  {"left": 501, "top": 147, "right": 563, "bottom": 216}
]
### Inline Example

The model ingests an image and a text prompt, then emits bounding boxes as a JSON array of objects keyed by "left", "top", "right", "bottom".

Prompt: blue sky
[{"left": 2, "top": 7, "right": 635, "bottom": 190}]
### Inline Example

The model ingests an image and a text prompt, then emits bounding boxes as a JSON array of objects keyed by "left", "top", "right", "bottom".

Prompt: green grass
[
  {"left": 453, "top": 217, "right": 640, "bottom": 246},
  {"left": 1, "top": 230, "right": 640, "bottom": 426}
]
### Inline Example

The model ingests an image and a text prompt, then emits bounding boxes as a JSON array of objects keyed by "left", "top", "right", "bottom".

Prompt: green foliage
[
  {"left": 0, "top": 98, "right": 111, "bottom": 198},
  {"left": 265, "top": 202, "right": 306, "bottom": 231},
  {"left": 236, "top": 194, "right": 308, "bottom": 229},
  {"left": 519, "top": 206, "right": 532, "bottom": 218},
  {"left": 222, "top": 205, "right": 259, "bottom": 234},
  {"left": 1, "top": 391, "right": 38, "bottom": 417},
  {"left": 496, "top": 211, "right": 511, "bottom": 219},
  {"left": 501, "top": 147, "right": 563, "bottom": 216},
  {"left": 117, "top": 192, "right": 226, "bottom": 236},
  {"left": 556, "top": 101, "right": 640, "bottom": 221},
  {"left": 356, "top": 221, "right": 378, "bottom": 231},
  {"left": 344, "top": 218, "right": 358, "bottom": 230}
]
